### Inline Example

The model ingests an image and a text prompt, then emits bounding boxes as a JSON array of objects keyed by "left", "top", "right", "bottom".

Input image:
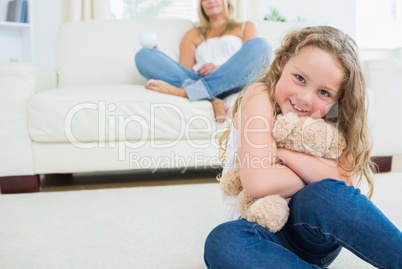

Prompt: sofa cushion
[
  {"left": 57, "top": 19, "right": 193, "bottom": 88},
  {"left": 28, "top": 85, "right": 232, "bottom": 144}
]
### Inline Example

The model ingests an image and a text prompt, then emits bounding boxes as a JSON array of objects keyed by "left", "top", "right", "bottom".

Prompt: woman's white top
[
  {"left": 192, "top": 23, "right": 245, "bottom": 73},
  {"left": 221, "top": 125, "right": 242, "bottom": 222}
]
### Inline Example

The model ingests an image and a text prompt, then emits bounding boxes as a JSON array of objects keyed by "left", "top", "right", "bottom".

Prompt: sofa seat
[
  {"left": 26, "top": 84, "right": 238, "bottom": 175},
  {"left": 28, "top": 85, "right": 230, "bottom": 143}
]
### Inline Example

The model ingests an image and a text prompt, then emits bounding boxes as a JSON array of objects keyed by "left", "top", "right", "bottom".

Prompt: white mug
[{"left": 139, "top": 32, "right": 157, "bottom": 48}]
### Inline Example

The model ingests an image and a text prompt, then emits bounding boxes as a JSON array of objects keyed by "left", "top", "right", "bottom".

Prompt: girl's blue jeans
[
  {"left": 204, "top": 178, "right": 402, "bottom": 269},
  {"left": 134, "top": 37, "right": 271, "bottom": 101}
]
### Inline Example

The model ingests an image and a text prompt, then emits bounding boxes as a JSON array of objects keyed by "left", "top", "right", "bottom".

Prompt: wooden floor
[{"left": 40, "top": 168, "right": 220, "bottom": 192}]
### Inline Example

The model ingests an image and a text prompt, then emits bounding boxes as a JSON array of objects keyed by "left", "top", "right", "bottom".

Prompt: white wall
[
  {"left": 33, "top": 0, "right": 400, "bottom": 68},
  {"left": 240, "top": 0, "right": 356, "bottom": 39},
  {"left": 356, "top": 0, "right": 402, "bottom": 49},
  {"left": 32, "top": 0, "right": 63, "bottom": 69}
]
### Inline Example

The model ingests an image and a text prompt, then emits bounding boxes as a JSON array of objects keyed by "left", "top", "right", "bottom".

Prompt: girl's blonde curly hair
[{"left": 219, "top": 26, "right": 375, "bottom": 198}]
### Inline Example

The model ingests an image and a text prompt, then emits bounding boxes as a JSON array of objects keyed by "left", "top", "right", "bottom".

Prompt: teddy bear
[{"left": 219, "top": 112, "right": 347, "bottom": 233}]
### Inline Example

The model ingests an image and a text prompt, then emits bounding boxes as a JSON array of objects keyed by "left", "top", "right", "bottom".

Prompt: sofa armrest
[
  {"left": 0, "top": 63, "right": 57, "bottom": 176},
  {"left": 363, "top": 59, "right": 402, "bottom": 157}
]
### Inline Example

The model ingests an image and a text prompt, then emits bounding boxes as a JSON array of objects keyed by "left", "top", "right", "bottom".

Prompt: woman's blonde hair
[
  {"left": 219, "top": 26, "right": 375, "bottom": 198},
  {"left": 197, "top": 0, "right": 240, "bottom": 39}
]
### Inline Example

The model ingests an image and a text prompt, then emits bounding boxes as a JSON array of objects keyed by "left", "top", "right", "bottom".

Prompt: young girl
[{"left": 204, "top": 26, "right": 402, "bottom": 268}]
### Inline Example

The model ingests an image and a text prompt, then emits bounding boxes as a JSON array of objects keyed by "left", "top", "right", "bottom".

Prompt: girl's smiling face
[{"left": 275, "top": 45, "right": 344, "bottom": 119}]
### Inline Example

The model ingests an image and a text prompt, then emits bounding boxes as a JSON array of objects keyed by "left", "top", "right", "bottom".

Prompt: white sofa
[{"left": 1, "top": 19, "right": 401, "bottom": 192}]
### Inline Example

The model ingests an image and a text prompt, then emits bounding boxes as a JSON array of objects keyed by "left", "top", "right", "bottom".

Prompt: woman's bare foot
[
  {"left": 145, "top": 79, "right": 187, "bottom": 98},
  {"left": 146, "top": 81, "right": 229, "bottom": 122},
  {"left": 210, "top": 97, "right": 231, "bottom": 123}
]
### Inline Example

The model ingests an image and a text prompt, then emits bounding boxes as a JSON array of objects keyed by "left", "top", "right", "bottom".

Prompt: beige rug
[{"left": 0, "top": 172, "right": 401, "bottom": 268}]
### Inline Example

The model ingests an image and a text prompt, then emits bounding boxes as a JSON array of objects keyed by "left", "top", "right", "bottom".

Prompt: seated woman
[{"left": 135, "top": 0, "right": 271, "bottom": 122}]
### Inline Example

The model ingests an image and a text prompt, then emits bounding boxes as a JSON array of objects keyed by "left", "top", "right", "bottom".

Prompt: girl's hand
[{"left": 198, "top": 63, "right": 218, "bottom": 76}]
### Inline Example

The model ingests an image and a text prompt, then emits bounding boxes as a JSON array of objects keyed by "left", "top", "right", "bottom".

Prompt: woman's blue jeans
[
  {"left": 204, "top": 179, "right": 402, "bottom": 269},
  {"left": 134, "top": 37, "right": 271, "bottom": 101}
]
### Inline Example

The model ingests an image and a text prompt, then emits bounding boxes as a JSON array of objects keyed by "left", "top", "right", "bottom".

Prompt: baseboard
[
  {"left": 371, "top": 156, "right": 392, "bottom": 173},
  {"left": 0, "top": 175, "right": 40, "bottom": 194}
]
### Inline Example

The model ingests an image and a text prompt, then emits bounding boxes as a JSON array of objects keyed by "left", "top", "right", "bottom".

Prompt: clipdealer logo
[{"left": 64, "top": 101, "right": 227, "bottom": 160}]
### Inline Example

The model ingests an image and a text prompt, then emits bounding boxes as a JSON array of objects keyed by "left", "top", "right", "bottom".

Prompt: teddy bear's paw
[
  {"left": 247, "top": 195, "right": 289, "bottom": 233},
  {"left": 237, "top": 190, "right": 258, "bottom": 219},
  {"left": 219, "top": 165, "right": 243, "bottom": 196}
]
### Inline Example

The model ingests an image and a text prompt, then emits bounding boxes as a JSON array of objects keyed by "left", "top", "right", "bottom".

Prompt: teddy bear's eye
[{"left": 295, "top": 75, "right": 305, "bottom": 83}]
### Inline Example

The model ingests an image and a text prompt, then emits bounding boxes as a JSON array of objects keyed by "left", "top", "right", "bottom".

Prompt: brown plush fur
[
  {"left": 219, "top": 113, "right": 346, "bottom": 233},
  {"left": 273, "top": 113, "right": 346, "bottom": 159}
]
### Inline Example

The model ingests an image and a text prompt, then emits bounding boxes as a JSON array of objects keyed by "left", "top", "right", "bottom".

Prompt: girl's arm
[
  {"left": 178, "top": 29, "right": 199, "bottom": 70},
  {"left": 237, "top": 83, "right": 306, "bottom": 199},
  {"left": 242, "top": 21, "right": 258, "bottom": 43},
  {"left": 277, "top": 148, "right": 355, "bottom": 186}
]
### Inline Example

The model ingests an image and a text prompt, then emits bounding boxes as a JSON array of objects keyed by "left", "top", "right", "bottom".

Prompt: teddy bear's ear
[{"left": 273, "top": 113, "right": 297, "bottom": 142}]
